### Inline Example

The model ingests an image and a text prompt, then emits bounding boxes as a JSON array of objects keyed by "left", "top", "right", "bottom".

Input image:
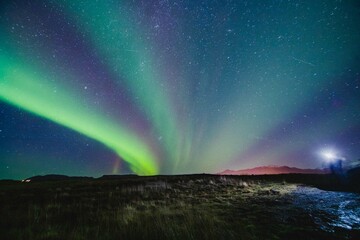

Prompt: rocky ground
[{"left": 0, "top": 174, "right": 359, "bottom": 239}]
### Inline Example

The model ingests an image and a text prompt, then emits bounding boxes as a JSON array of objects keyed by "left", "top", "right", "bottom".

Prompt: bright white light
[
  {"left": 319, "top": 148, "right": 345, "bottom": 162},
  {"left": 322, "top": 150, "right": 337, "bottom": 160},
  {"left": 319, "top": 148, "right": 346, "bottom": 163}
]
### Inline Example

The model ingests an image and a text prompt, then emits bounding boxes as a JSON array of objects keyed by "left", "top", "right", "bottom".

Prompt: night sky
[{"left": 0, "top": 0, "right": 359, "bottom": 179}]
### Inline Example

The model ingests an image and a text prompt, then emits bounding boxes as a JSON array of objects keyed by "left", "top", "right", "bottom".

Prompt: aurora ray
[
  {"left": 0, "top": 0, "right": 359, "bottom": 179},
  {"left": 57, "top": 0, "right": 182, "bottom": 171}
]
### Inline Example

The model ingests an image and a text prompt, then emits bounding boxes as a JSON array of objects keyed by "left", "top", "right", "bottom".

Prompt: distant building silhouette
[{"left": 329, "top": 159, "right": 343, "bottom": 175}]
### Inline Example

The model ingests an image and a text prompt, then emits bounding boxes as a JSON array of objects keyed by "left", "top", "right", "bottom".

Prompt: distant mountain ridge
[
  {"left": 18, "top": 167, "right": 330, "bottom": 182},
  {"left": 26, "top": 174, "right": 93, "bottom": 182},
  {"left": 219, "top": 165, "right": 330, "bottom": 175}
]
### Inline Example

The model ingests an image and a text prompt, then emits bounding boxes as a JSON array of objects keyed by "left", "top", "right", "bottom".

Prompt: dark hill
[
  {"left": 26, "top": 174, "right": 93, "bottom": 182},
  {"left": 219, "top": 165, "right": 330, "bottom": 175}
]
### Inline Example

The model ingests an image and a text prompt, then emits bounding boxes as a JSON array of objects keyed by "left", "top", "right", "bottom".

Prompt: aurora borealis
[{"left": 0, "top": 0, "right": 359, "bottom": 179}]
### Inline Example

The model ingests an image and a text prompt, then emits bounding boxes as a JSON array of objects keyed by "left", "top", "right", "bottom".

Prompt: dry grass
[{"left": 0, "top": 175, "right": 358, "bottom": 240}]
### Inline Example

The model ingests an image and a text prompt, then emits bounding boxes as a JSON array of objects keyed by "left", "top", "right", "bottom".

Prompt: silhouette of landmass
[
  {"left": 219, "top": 165, "right": 330, "bottom": 175},
  {"left": 26, "top": 174, "right": 93, "bottom": 182}
]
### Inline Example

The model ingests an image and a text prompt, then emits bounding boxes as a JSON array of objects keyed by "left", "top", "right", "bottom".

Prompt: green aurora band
[
  {"left": 0, "top": 52, "right": 158, "bottom": 175},
  {"left": 57, "top": 1, "right": 183, "bottom": 171},
  {"left": 0, "top": 1, "right": 359, "bottom": 177}
]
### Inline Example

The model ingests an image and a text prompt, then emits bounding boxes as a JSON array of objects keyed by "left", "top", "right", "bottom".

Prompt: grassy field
[{"left": 0, "top": 174, "right": 359, "bottom": 240}]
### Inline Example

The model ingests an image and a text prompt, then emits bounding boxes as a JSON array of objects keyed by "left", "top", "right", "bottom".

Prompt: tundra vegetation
[{"left": 0, "top": 174, "right": 359, "bottom": 240}]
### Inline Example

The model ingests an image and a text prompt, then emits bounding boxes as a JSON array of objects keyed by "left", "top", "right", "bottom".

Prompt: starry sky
[{"left": 0, "top": 0, "right": 359, "bottom": 179}]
